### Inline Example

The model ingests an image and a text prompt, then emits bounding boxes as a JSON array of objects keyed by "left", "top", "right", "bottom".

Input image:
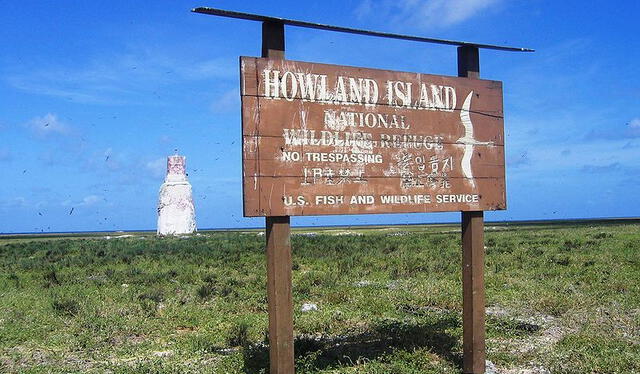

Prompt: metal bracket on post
[
  {"left": 458, "top": 45, "right": 486, "bottom": 374},
  {"left": 263, "top": 20, "right": 295, "bottom": 374}
]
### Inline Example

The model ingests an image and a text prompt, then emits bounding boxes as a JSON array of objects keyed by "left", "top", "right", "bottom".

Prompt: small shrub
[
  {"left": 104, "top": 268, "right": 115, "bottom": 279},
  {"left": 52, "top": 297, "right": 80, "bottom": 316},
  {"left": 139, "top": 299, "right": 158, "bottom": 317},
  {"left": 489, "top": 317, "right": 541, "bottom": 337},
  {"left": 43, "top": 268, "right": 60, "bottom": 287},
  {"left": 189, "top": 334, "right": 221, "bottom": 354},
  {"left": 7, "top": 273, "right": 20, "bottom": 287},
  {"left": 552, "top": 255, "right": 570, "bottom": 266},
  {"left": 219, "top": 284, "right": 235, "bottom": 297},
  {"left": 202, "top": 273, "right": 218, "bottom": 284},
  {"left": 383, "top": 244, "right": 398, "bottom": 254},
  {"left": 226, "top": 320, "right": 250, "bottom": 347},
  {"left": 563, "top": 239, "right": 581, "bottom": 251},
  {"left": 138, "top": 288, "right": 164, "bottom": 303},
  {"left": 197, "top": 283, "right": 215, "bottom": 299},
  {"left": 593, "top": 232, "right": 612, "bottom": 239}
]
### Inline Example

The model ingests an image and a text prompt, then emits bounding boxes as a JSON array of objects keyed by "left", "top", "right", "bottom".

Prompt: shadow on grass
[{"left": 242, "top": 316, "right": 461, "bottom": 373}]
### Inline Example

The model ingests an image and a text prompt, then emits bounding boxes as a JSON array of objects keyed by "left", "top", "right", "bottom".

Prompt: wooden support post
[
  {"left": 461, "top": 211, "right": 485, "bottom": 373},
  {"left": 266, "top": 216, "right": 294, "bottom": 374},
  {"left": 458, "top": 45, "right": 480, "bottom": 79},
  {"left": 262, "top": 21, "right": 285, "bottom": 59},
  {"left": 263, "top": 21, "right": 294, "bottom": 374},
  {"left": 458, "top": 45, "right": 485, "bottom": 374}
]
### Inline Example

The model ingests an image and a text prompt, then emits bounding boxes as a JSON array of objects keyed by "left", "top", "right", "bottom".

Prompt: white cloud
[
  {"left": 145, "top": 157, "right": 166, "bottom": 179},
  {"left": 23, "top": 113, "right": 71, "bottom": 138},
  {"left": 356, "top": 0, "right": 502, "bottom": 30},
  {"left": 419, "top": 0, "right": 501, "bottom": 27},
  {"left": 180, "top": 58, "right": 237, "bottom": 80},
  {"left": 80, "top": 147, "right": 125, "bottom": 173},
  {"left": 507, "top": 150, "right": 530, "bottom": 169},
  {"left": 3, "top": 197, "right": 27, "bottom": 208},
  {"left": 354, "top": 0, "right": 373, "bottom": 20},
  {"left": 9, "top": 79, "right": 106, "bottom": 103},
  {"left": 60, "top": 195, "right": 104, "bottom": 208},
  {"left": 77, "top": 146, "right": 168, "bottom": 184},
  {"left": 581, "top": 163, "right": 623, "bottom": 174},
  {"left": 81, "top": 195, "right": 102, "bottom": 206},
  {"left": 586, "top": 117, "right": 640, "bottom": 141},
  {"left": 6, "top": 48, "right": 237, "bottom": 105},
  {"left": 102, "top": 148, "right": 123, "bottom": 171},
  {"left": 508, "top": 139, "right": 639, "bottom": 178},
  {"left": 211, "top": 88, "right": 240, "bottom": 113},
  {"left": 0, "top": 148, "right": 11, "bottom": 162},
  {"left": 624, "top": 118, "right": 640, "bottom": 138},
  {"left": 159, "top": 135, "right": 172, "bottom": 144}
]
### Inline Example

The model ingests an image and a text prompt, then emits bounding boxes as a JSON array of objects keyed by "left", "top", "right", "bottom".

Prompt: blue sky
[{"left": 1, "top": 0, "right": 638, "bottom": 233}]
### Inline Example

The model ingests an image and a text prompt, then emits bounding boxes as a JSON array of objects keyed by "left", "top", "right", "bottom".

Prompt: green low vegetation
[{"left": 0, "top": 221, "right": 639, "bottom": 373}]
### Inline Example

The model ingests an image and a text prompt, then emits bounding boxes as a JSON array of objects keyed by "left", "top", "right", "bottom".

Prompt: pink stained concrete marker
[{"left": 157, "top": 155, "right": 197, "bottom": 235}]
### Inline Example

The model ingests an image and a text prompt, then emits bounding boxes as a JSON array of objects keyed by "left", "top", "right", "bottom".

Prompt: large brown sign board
[{"left": 241, "top": 57, "right": 506, "bottom": 217}]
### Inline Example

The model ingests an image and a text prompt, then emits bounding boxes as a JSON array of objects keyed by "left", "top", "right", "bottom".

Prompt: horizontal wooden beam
[{"left": 192, "top": 7, "right": 534, "bottom": 52}]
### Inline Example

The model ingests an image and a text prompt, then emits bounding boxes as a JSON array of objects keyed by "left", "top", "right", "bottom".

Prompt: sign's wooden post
[
  {"left": 265, "top": 215, "right": 295, "bottom": 374},
  {"left": 458, "top": 45, "right": 486, "bottom": 374},
  {"left": 262, "top": 20, "right": 295, "bottom": 374}
]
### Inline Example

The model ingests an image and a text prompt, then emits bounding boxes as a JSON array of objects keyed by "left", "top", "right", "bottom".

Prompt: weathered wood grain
[
  {"left": 241, "top": 57, "right": 506, "bottom": 217},
  {"left": 460, "top": 44, "right": 486, "bottom": 374}
]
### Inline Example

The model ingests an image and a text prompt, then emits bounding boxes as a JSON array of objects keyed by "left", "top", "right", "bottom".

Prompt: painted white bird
[{"left": 457, "top": 91, "right": 493, "bottom": 187}]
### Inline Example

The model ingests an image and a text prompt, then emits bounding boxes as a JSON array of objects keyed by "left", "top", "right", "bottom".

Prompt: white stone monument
[{"left": 157, "top": 154, "right": 197, "bottom": 235}]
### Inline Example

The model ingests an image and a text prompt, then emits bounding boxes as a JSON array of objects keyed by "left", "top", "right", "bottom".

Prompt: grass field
[{"left": 0, "top": 221, "right": 639, "bottom": 373}]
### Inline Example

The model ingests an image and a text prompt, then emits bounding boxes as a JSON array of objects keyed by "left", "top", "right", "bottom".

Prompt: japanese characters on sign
[{"left": 240, "top": 57, "right": 506, "bottom": 216}]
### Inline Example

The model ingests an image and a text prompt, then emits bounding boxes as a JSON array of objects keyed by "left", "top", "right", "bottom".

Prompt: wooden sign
[{"left": 241, "top": 57, "right": 506, "bottom": 217}]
